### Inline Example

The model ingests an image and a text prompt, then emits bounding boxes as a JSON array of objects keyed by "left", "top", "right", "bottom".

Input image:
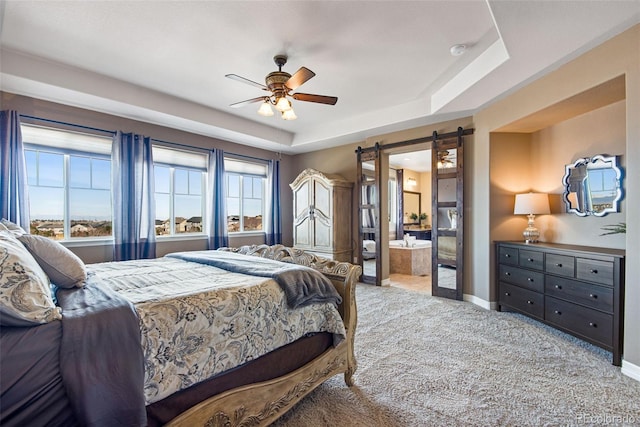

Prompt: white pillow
[
  {"left": 0, "top": 231, "right": 62, "bottom": 326},
  {"left": 18, "top": 234, "right": 87, "bottom": 289},
  {"left": 0, "top": 218, "right": 27, "bottom": 237}
]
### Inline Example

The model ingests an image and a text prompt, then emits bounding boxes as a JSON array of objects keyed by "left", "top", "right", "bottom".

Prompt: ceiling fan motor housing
[{"left": 266, "top": 71, "right": 292, "bottom": 93}]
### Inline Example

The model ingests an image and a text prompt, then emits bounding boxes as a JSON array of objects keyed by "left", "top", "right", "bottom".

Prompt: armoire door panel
[
  {"left": 294, "top": 217, "right": 312, "bottom": 247},
  {"left": 313, "top": 180, "right": 331, "bottom": 217},
  {"left": 313, "top": 221, "right": 332, "bottom": 249},
  {"left": 293, "top": 185, "right": 310, "bottom": 218}
]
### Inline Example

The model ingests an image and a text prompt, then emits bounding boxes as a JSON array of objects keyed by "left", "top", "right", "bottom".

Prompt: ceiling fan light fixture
[
  {"left": 275, "top": 96, "right": 292, "bottom": 112},
  {"left": 257, "top": 100, "right": 274, "bottom": 116},
  {"left": 281, "top": 108, "right": 297, "bottom": 120}
]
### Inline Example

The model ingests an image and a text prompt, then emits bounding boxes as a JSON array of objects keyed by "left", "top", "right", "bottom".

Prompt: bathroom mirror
[
  {"left": 562, "top": 154, "right": 622, "bottom": 217},
  {"left": 403, "top": 191, "right": 421, "bottom": 224}
]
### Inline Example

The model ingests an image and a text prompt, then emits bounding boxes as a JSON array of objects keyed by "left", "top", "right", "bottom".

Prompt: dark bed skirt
[{"left": 146, "top": 332, "right": 333, "bottom": 426}]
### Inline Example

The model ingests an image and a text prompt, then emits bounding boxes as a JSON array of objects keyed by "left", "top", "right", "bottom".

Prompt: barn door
[{"left": 431, "top": 128, "right": 464, "bottom": 300}]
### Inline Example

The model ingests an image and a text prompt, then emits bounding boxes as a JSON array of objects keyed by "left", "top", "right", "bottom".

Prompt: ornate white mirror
[{"left": 562, "top": 154, "right": 622, "bottom": 217}]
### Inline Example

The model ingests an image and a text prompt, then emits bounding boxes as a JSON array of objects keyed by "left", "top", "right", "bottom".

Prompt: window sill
[{"left": 229, "top": 231, "right": 265, "bottom": 238}]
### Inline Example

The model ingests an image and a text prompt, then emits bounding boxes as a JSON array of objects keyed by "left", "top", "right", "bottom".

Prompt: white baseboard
[
  {"left": 622, "top": 360, "right": 640, "bottom": 383},
  {"left": 463, "top": 294, "right": 497, "bottom": 310},
  {"left": 381, "top": 278, "right": 391, "bottom": 287}
]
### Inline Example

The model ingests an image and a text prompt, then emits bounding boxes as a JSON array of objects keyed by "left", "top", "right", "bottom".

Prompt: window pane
[
  {"left": 243, "top": 198, "right": 263, "bottom": 231},
  {"left": 227, "top": 174, "right": 239, "bottom": 197},
  {"left": 253, "top": 178, "right": 262, "bottom": 198},
  {"left": 70, "top": 156, "right": 91, "bottom": 188},
  {"left": 155, "top": 193, "right": 170, "bottom": 235},
  {"left": 29, "top": 187, "right": 64, "bottom": 240},
  {"left": 174, "top": 168, "right": 188, "bottom": 194},
  {"left": 189, "top": 170, "right": 202, "bottom": 195},
  {"left": 174, "top": 195, "right": 202, "bottom": 233},
  {"left": 227, "top": 197, "right": 240, "bottom": 232},
  {"left": 25, "top": 150, "right": 37, "bottom": 185},
  {"left": 243, "top": 176, "right": 253, "bottom": 197},
  {"left": 155, "top": 165, "right": 170, "bottom": 193},
  {"left": 38, "top": 152, "right": 63, "bottom": 187},
  {"left": 92, "top": 159, "right": 111, "bottom": 190},
  {"left": 69, "top": 188, "right": 111, "bottom": 220}
]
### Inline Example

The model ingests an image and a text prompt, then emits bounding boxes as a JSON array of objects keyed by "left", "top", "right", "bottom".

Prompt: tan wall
[
  {"left": 475, "top": 24, "right": 639, "bottom": 368},
  {"left": 1, "top": 92, "right": 296, "bottom": 259},
  {"left": 490, "top": 101, "right": 626, "bottom": 249}
]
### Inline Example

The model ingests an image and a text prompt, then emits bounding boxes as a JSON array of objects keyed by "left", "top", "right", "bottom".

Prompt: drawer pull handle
[
  {"left": 527, "top": 300, "right": 533, "bottom": 305},
  {"left": 527, "top": 277, "right": 533, "bottom": 282},
  {"left": 589, "top": 322, "right": 597, "bottom": 328},
  {"left": 589, "top": 293, "right": 597, "bottom": 299},
  {"left": 505, "top": 254, "right": 511, "bottom": 258},
  {"left": 590, "top": 269, "right": 598, "bottom": 274},
  {"left": 505, "top": 272, "right": 511, "bottom": 276},
  {"left": 527, "top": 258, "right": 534, "bottom": 262},
  {"left": 554, "top": 310, "right": 561, "bottom": 315},
  {"left": 505, "top": 292, "right": 511, "bottom": 296},
  {"left": 554, "top": 284, "right": 562, "bottom": 289},
  {"left": 555, "top": 263, "right": 563, "bottom": 267}
]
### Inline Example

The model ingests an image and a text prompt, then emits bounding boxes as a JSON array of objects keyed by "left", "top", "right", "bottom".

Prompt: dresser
[
  {"left": 495, "top": 241, "right": 625, "bottom": 366},
  {"left": 290, "top": 169, "right": 353, "bottom": 262}
]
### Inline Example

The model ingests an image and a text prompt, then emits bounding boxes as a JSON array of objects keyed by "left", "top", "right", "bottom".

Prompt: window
[
  {"left": 22, "top": 125, "right": 113, "bottom": 240},
  {"left": 224, "top": 158, "right": 266, "bottom": 233},
  {"left": 153, "top": 145, "right": 206, "bottom": 236}
]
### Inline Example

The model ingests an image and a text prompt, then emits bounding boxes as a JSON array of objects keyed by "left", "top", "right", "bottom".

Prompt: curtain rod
[
  {"left": 355, "top": 127, "right": 474, "bottom": 154},
  {"left": 20, "top": 114, "right": 276, "bottom": 163}
]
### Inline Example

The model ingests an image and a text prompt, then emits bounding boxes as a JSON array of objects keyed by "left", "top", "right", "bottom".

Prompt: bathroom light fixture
[{"left": 514, "top": 193, "right": 550, "bottom": 243}]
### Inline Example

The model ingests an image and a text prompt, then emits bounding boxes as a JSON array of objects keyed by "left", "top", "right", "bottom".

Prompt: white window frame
[
  {"left": 153, "top": 144, "right": 207, "bottom": 238},
  {"left": 22, "top": 125, "right": 113, "bottom": 242},
  {"left": 224, "top": 157, "right": 267, "bottom": 235}
]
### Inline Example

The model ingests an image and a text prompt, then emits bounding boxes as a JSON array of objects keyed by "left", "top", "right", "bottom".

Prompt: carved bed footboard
[{"left": 166, "top": 244, "right": 361, "bottom": 427}]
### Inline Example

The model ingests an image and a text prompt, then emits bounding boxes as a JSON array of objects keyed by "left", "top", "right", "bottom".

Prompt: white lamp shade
[
  {"left": 257, "top": 101, "right": 274, "bottom": 116},
  {"left": 281, "top": 108, "right": 297, "bottom": 120},
  {"left": 275, "top": 97, "right": 292, "bottom": 112},
  {"left": 514, "top": 193, "right": 550, "bottom": 215}
]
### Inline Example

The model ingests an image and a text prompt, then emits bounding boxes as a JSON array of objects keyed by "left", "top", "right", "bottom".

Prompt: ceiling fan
[
  {"left": 225, "top": 55, "right": 338, "bottom": 120},
  {"left": 437, "top": 150, "right": 456, "bottom": 168}
]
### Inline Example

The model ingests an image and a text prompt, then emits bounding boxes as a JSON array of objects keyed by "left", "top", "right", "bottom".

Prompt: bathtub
[{"left": 389, "top": 239, "right": 432, "bottom": 248}]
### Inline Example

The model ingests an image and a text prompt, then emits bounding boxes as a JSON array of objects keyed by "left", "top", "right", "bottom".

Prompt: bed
[{"left": 0, "top": 222, "right": 360, "bottom": 427}]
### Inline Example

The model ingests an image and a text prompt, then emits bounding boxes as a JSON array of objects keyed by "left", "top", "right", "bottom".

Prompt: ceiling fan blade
[
  {"left": 230, "top": 97, "right": 267, "bottom": 108},
  {"left": 225, "top": 74, "right": 268, "bottom": 90},
  {"left": 285, "top": 67, "right": 315, "bottom": 90},
  {"left": 292, "top": 92, "right": 338, "bottom": 105}
]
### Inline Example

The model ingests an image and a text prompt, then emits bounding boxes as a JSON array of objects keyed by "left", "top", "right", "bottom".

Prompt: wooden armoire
[{"left": 290, "top": 169, "right": 353, "bottom": 262}]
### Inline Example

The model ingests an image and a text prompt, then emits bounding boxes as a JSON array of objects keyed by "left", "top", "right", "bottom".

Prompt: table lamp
[{"left": 514, "top": 193, "right": 550, "bottom": 243}]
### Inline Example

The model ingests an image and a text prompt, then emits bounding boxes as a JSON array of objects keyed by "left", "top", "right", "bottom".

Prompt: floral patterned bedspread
[{"left": 87, "top": 256, "right": 346, "bottom": 404}]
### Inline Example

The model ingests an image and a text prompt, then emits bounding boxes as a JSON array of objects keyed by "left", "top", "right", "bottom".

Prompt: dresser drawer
[
  {"left": 498, "top": 246, "right": 519, "bottom": 266},
  {"left": 545, "top": 254, "right": 575, "bottom": 277},
  {"left": 545, "top": 296, "right": 613, "bottom": 348},
  {"left": 499, "top": 265, "right": 544, "bottom": 293},
  {"left": 545, "top": 276, "right": 613, "bottom": 313},
  {"left": 519, "top": 249, "right": 544, "bottom": 271},
  {"left": 576, "top": 258, "right": 614, "bottom": 286},
  {"left": 500, "top": 282, "right": 544, "bottom": 319}
]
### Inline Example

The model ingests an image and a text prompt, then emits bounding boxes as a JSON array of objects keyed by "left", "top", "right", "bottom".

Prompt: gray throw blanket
[
  {"left": 166, "top": 250, "right": 342, "bottom": 308},
  {"left": 56, "top": 276, "right": 146, "bottom": 426}
]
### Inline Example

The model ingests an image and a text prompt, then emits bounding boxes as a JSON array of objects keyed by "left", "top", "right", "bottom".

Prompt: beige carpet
[{"left": 273, "top": 283, "right": 640, "bottom": 426}]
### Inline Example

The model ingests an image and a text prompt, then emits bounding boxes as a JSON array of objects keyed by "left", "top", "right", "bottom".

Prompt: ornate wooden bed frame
[{"left": 166, "top": 244, "right": 361, "bottom": 427}]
